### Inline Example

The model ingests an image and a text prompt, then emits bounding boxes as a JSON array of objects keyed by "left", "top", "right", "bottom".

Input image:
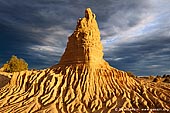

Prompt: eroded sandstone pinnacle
[{"left": 59, "top": 8, "right": 107, "bottom": 66}]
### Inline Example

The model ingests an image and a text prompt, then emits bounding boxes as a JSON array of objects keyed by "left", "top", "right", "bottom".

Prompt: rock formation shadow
[{"left": 0, "top": 75, "right": 10, "bottom": 88}]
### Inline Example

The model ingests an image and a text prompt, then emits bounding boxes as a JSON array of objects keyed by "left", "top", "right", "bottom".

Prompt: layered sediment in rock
[
  {"left": 0, "top": 8, "right": 170, "bottom": 113},
  {"left": 59, "top": 8, "right": 107, "bottom": 67}
]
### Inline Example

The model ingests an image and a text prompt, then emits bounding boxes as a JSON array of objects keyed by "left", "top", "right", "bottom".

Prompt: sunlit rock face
[
  {"left": 59, "top": 8, "right": 106, "bottom": 66},
  {"left": 0, "top": 8, "right": 170, "bottom": 113}
]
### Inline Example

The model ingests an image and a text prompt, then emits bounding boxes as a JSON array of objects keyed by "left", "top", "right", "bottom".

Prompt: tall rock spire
[{"left": 59, "top": 8, "right": 106, "bottom": 66}]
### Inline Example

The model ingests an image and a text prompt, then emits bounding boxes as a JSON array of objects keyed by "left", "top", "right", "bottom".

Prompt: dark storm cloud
[
  {"left": 0, "top": 0, "right": 170, "bottom": 75},
  {"left": 105, "top": 29, "right": 170, "bottom": 75},
  {"left": 0, "top": 0, "right": 146, "bottom": 65},
  {"left": 102, "top": 1, "right": 170, "bottom": 75}
]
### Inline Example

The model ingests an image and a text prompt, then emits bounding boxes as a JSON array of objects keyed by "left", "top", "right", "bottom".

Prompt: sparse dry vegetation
[{"left": 2, "top": 55, "right": 28, "bottom": 72}]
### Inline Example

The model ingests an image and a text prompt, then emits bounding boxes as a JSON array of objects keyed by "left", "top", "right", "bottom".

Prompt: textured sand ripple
[{"left": 0, "top": 65, "right": 170, "bottom": 113}]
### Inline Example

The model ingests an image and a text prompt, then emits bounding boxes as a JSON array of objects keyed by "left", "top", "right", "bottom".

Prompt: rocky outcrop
[
  {"left": 0, "top": 8, "right": 170, "bottom": 113},
  {"left": 59, "top": 8, "right": 107, "bottom": 67}
]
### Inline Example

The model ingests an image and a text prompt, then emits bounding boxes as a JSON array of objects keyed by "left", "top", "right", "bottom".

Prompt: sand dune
[{"left": 0, "top": 8, "right": 170, "bottom": 113}]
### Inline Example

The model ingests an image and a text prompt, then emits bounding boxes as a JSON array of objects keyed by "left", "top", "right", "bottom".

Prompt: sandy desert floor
[{"left": 0, "top": 71, "right": 170, "bottom": 113}]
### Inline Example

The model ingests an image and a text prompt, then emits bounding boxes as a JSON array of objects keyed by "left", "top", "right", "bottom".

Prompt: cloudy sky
[{"left": 0, "top": 0, "right": 170, "bottom": 75}]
